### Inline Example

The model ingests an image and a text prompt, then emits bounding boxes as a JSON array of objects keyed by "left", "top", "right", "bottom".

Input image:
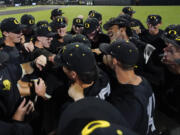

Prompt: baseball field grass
[{"left": 0, "top": 5, "right": 180, "bottom": 31}]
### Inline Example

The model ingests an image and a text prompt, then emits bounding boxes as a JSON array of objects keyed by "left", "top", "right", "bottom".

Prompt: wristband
[{"left": 44, "top": 93, "right": 52, "bottom": 99}]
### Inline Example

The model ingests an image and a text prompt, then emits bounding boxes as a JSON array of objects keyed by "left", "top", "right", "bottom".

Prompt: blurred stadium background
[{"left": 0, "top": 0, "right": 180, "bottom": 6}]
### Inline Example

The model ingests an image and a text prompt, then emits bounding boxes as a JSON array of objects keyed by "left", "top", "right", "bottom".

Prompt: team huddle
[{"left": 0, "top": 6, "right": 180, "bottom": 135}]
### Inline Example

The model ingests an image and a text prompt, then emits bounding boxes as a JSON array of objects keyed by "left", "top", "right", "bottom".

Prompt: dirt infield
[{"left": 0, "top": 5, "right": 64, "bottom": 16}]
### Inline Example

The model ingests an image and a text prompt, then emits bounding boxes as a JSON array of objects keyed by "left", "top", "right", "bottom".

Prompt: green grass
[{"left": 0, "top": 5, "right": 180, "bottom": 32}]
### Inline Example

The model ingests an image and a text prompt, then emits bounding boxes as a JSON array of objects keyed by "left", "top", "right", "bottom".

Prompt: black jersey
[
  {"left": 2, "top": 43, "right": 32, "bottom": 64},
  {"left": 139, "top": 29, "right": 165, "bottom": 55},
  {"left": 0, "top": 64, "right": 22, "bottom": 120},
  {"left": 23, "top": 31, "right": 34, "bottom": 43},
  {"left": 89, "top": 33, "right": 110, "bottom": 65},
  {"left": 0, "top": 120, "right": 33, "bottom": 135},
  {"left": 49, "top": 36, "right": 65, "bottom": 54},
  {"left": 138, "top": 30, "right": 166, "bottom": 88},
  {"left": 67, "top": 29, "right": 76, "bottom": 35},
  {"left": 62, "top": 67, "right": 111, "bottom": 111},
  {"left": 107, "top": 77, "right": 156, "bottom": 135},
  {"left": 64, "top": 68, "right": 111, "bottom": 102},
  {"left": 90, "top": 33, "right": 110, "bottom": 49},
  {"left": 2, "top": 45, "right": 20, "bottom": 64},
  {"left": 161, "top": 68, "right": 180, "bottom": 117},
  {"left": 84, "top": 68, "right": 110, "bottom": 100}
]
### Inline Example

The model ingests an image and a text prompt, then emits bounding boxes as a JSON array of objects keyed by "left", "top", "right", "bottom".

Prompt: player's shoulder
[{"left": 0, "top": 69, "right": 12, "bottom": 95}]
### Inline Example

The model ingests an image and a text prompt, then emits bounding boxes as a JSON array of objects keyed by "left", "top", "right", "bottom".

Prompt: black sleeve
[
  {"left": 19, "top": 47, "right": 53, "bottom": 62},
  {"left": 32, "top": 48, "right": 53, "bottom": 58},
  {"left": 99, "top": 33, "right": 111, "bottom": 44},
  {"left": 16, "top": 43, "right": 35, "bottom": 63},
  {"left": 0, "top": 120, "right": 33, "bottom": 135},
  {"left": 0, "top": 120, "right": 13, "bottom": 135},
  {"left": 7, "top": 64, "right": 22, "bottom": 82},
  {"left": 140, "top": 55, "right": 165, "bottom": 87},
  {"left": 12, "top": 121, "right": 33, "bottom": 135},
  {"left": 0, "top": 100, "right": 7, "bottom": 119}
]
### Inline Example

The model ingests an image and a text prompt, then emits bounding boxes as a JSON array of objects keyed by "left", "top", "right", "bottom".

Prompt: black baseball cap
[
  {"left": 80, "top": 120, "right": 138, "bottom": 135},
  {"left": 54, "top": 42, "right": 96, "bottom": 73},
  {"left": 57, "top": 97, "right": 135, "bottom": 135},
  {"left": 36, "top": 20, "right": 49, "bottom": 27},
  {"left": 73, "top": 18, "right": 84, "bottom": 27},
  {"left": 36, "top": 25, "right": 55, "bottom": 37},
  {"left": 162, "top": 24, "right": 180, "bottom": 47},
  {"left": 51, "top": 8, "right": 64, "bottom": 20},
  {"left": 122, "top": 7, "right": 136, "bottom": 15},
  {"left": 163, "top": 25, "right": 180, "bottom": 40},
  {"left": 63, "top": 34, "right": 74, "bottom": 45},
  {"left": 88, "top": 10, "right": 96, "bottom": 16},
  {"left": 0, "top": 17, "right": 24, "bottom": 34},
  {"left": 165, "top": 37, "right": 180, "bottom": 47},
  {"left": 130, "top": 20, "right": 140, "bottom": 27},
  {"left": 89, "top": 11, "right": 102, "bottom": 21},
  {"left": 100, "top": 39, "right": 139, "bottom": 66},
  {"left": 83, "top": 18, "right": 99, "bottom": 34},
  {"left": 72, "top": 34, "right": 91, "bottom": 47},
  {"left": 21, "top": 14, "right": 35, "bottom": 28},
  {"left": 63, "top": 34, "right": 91, "bottom": 48},
  {"left": 147, "top": 15, "right": 162, "bottom": 26},
  {"left": 52, "top": 16, "right": 67, "bottom": 29},
  {"left": 103, "top": 15, "right": 130, "bottom": 31}
]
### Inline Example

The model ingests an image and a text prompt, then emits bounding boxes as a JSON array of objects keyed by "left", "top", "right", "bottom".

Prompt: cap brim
[
  {"left": 103, "top": 23, "right": 112, "bottom": 31},
  {"left": 152, "top": 23, "right": 159, "bottom": 26},
  {"left": 99, "top": 43, "right": 111, "bottom": 55},
  {"left": 75, "top": 24, "right": 84, "bottom": 27},
  {"left": 36, "top": 32, "right": 57, "bottom": 38},
  {"left": 11, "top": 26, "right": 24, "bottom": 34},
  {"left": 20, "top": 24, "right": 26, "bottom": 29},
  {"left": 59, "top": 12, "right": 64, "bottom": 15},
  {"left": 83, "top": 28, "right": 94, "bottom": 35},
  {"left": 147, "top": 21, "right": 159, "bottom": 26},
  {"left": 22, "top": 24, "right": 36, "bottom": 29},
  {"left": 164, "top": 38, "right": 180, "bottom": 47},
  {"left": 28, "top": 24, "right": 36, "bottom": 30},
  {"left": 56, "top": 23, "right": 67, "bottom": 29},
  {"left": 46, "top": 32, "right": 56, "bottom": 37},
  {"left": 132, "top": 11, "right": 136, "bottom": 14}
]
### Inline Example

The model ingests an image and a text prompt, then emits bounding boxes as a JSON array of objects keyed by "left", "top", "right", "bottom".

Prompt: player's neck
[
  {"left": 120, "top": 34, "right": 129, "bottom": 41},
  {"left": 4, "top": 38, "right": 15, "bottom": 47},
  {"left": 115, "top": 67, "right": 141, "bottom": 85},
  {"left": 76, "top": 79, "right": 94, "bottom": 89},
  {"left": 149, "top": 29, "right": 159, "bottom": 35},
  {"left": 35, "top": 41, "right": 44, "bottom": 48},
  {"left": 123, "top": 35, "right": 129, "bottom": 41}
]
